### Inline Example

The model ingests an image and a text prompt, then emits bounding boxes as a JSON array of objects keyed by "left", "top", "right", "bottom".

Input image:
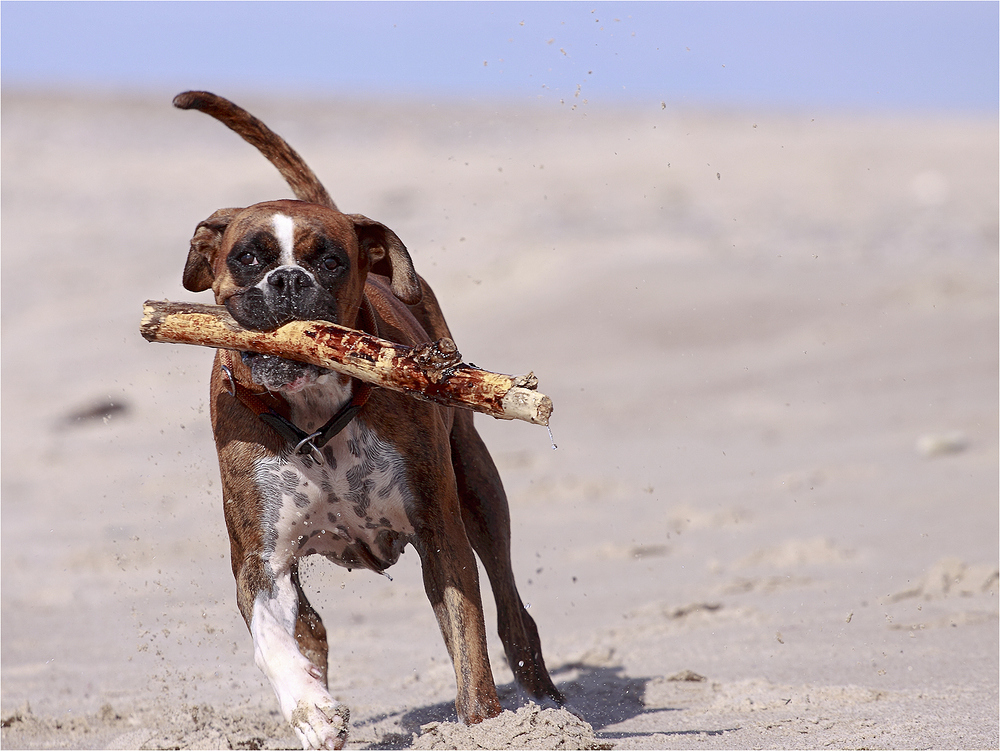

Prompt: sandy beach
[{"left": 1, "top": 90, "right": 997, "bottom": 749}]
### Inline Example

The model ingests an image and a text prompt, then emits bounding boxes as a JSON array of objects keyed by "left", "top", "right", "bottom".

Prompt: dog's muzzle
[{"left": 241, "top": 351, "right": 330, "bottom": 393}]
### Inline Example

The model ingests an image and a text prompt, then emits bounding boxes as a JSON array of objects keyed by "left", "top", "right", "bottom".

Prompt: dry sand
[{"left": 2, "top": 90, "right": 997, "bottom": 749}]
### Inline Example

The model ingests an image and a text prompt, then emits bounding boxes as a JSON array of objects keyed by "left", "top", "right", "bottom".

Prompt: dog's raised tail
[{"left": 173, "top": 91, "right": 336, "bottom": 210}]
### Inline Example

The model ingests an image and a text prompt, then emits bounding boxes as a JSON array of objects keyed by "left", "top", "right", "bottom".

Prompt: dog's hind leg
[
  {"left": 449, "top": 410, "right": 564, "bottom": 707},
  {"left": 290, "top": 561, "right": 329, "bottom": 686}
]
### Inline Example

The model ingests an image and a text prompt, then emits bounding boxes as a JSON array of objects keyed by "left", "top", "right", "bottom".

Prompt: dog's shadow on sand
[{"left": 357, "top": 661, "right": 670, "bottom": 749}]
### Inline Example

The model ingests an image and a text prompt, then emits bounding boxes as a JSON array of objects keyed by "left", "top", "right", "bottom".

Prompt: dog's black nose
[{"left": 267, "top": 267, "right": 313, "bottom": 296}]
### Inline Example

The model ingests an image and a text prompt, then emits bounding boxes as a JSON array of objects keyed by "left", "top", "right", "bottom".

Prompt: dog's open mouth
[{"left": 241, "top": 351, "right": 332, "bottom": 394}]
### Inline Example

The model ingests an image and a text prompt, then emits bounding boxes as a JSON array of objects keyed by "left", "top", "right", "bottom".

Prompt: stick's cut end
[{"left": 501, "top": 388, "right": 553, "bottom": 426}]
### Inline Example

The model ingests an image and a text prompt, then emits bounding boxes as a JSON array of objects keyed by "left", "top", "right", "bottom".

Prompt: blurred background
[
  {"left": 2, "top": 3, "right": 998, "bottom": 749},
  {"left": 2, "top": 1, "right": 997, "bottom": 112}
]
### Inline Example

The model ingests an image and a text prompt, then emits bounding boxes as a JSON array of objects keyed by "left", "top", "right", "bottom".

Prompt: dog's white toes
[{"left": 290, "top": 700, "right": 350, "bottom": 750}]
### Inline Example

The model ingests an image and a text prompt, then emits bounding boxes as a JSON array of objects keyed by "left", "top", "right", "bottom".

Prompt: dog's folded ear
[
  {"left": 183, "top": 207, "right": 243, "bottom": 292},
  {"left": 350, "top": 215, "right": 422, "bottom": 305}
]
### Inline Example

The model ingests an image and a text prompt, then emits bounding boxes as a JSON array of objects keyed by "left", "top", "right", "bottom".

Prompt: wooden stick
[{"left": 141, "top": 300, "right": 552, "bottom": 426}]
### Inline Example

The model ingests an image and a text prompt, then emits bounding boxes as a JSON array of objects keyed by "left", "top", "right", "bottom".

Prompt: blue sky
[{"left": 2, "top": 1, "right": 997, "bottom": 112}]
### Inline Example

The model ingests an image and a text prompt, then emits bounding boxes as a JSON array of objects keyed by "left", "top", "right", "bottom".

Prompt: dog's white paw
[{"left": 289, "top": 700, "right": 350, "bottom": 750}]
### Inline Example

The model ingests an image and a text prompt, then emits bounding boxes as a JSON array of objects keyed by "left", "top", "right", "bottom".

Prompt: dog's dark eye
[
  {"left": 237, "top": 251, "right": 259, "bottom": 267},
  {"left": 321, "top": 256, "right": 342, "bottom": 271}
]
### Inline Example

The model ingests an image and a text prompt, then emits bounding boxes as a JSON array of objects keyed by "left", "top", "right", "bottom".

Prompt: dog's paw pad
[{"left": 290, "top": 701, "right": 350, "bottom": 750}]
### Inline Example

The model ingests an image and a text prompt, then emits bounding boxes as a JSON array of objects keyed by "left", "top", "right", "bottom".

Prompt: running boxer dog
[{"left": 172, "top": 91, "right": 562, "bottom": 750}]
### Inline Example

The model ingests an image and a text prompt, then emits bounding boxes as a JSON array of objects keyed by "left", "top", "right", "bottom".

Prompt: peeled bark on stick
[{"left": 140, "top": 300, "right": 552, "bottom": 426}]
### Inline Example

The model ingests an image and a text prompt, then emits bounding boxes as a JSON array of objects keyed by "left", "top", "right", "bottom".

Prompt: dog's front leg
[
  {"left": 416, "top": 514, "right": 503, "bottom": 725},
  {"left": 239, "top": 557, "right": 349, "bottom": 750}
]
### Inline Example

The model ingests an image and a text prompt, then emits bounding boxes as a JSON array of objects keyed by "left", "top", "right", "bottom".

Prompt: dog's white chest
[{"left": 255, "top": 420, "right": 415, "bottom": 574}]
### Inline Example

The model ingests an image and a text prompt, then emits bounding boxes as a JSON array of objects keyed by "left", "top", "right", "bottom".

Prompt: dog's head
[{"left": 183, "top": 198, "right": 421, "bottom": 391}]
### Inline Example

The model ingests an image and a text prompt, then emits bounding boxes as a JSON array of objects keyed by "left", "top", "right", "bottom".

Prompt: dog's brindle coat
[{"left": 173, "top": 92, "right": 562, "bottom": 749}]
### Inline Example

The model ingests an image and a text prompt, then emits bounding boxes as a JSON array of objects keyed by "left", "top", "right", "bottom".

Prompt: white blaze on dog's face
[{"left": 272, "top": 213, "right": 296, "bottom": 266}]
